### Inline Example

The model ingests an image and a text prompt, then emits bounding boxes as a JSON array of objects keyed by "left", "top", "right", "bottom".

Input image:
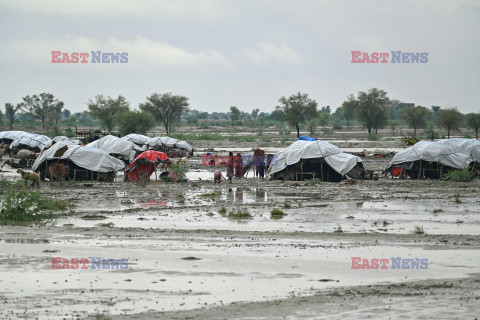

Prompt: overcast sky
[{"left": 1, "top": 0, "right": 479, "bottom": 114}]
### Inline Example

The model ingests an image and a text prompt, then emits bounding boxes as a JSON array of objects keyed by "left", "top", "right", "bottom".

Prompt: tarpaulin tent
[
  {"left": 267, "top": 140, "right": 363, "bottom": 182},
  {"left": 296, "top": 135, "right": 316, "bottom": 142},
  {"left": 9, "top": 132, "right": 51, "bottom": 153},
  {"left": 121, "top": 134, "right": 151, "bottom": 148},
  {"left": 144, "top": 136, "right": 194, "bottom": 156},
  {"left": 125, "top": 150, "right": 170, "bottom": 181},
  {"left": 33, "top": 141, "right": 125, "bottom": 181},
  {"left": 439, "top": 138, "right": 480, "bottom": 163},
  {"left": 85, "top": 134, "right": 143, "bottom": 162},
  {"left": 385, "top": 141, "right": 473, "bottom": 178}
]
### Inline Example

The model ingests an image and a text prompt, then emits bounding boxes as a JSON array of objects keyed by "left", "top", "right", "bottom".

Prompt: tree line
[{"left": 1, "top": 88, "right": 479, "bottom": 139}]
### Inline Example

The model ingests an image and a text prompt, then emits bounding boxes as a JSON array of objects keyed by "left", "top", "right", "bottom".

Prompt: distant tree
[
  {"left": 401, "top": 106, "right": 429, "bottom": 136},
  {"left": 88, "top": 95, "right": 130, "bottom": 132},
  {"left": 21, "top": 93, "right": 64, "bottom": 130},
  {"left": 62, "top": 109, "right": 71, "bottom": 120},
  {"left": 251, "top": 108, "right": 260, "bottom": 120},
  {"left": 139, "top": 92, "right": 189, "bottom": 135},
  {"left": 320, "top": 106, "right": 331, "bottom": 114},
  {"left": 197, "top": 112, "right": 209, "bottom": 120},
  {"left": 0, "top": 109, "right": 2, "bottom": 124},
  {"left": 431, "top": 106, "right": 441, "bottom": 114},
  {"left": 341, "top": 95, "right": 357, "bottom": 128},
  {"left": 306, "top": 118, "right": 318, "bottom": 136},
  {"left": 270, "top": 107, "right": 286, "bottom": 122},
  {"left": 389, "top": 120, "right": 400, "bottom": 136},
  {"left": 436, "top": 107, "right": 462, "bottom": 139},
  {"left": 277, "top": 92, "right": 318, "bottom": 138},
  {"left": 5, "top": 103, "right": 22, "bottom": 129},
  {"left": 116, "top": 110, "right": 156, "bottom": 136},
  {"left": 229, "top": 106, "right": 241, "bottom": 124},
  {"left": 318, "top": 112, "right": 330, "bottom": 128},
  {"left": 466, "top": 112, "right": 480, "bottom": 139},
  {"left": 354, "top": 88, "right": 389, "bottom": 133}
]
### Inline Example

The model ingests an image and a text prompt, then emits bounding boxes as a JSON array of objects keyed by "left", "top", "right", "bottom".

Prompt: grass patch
[
  {"left": 42, "top": 249, "right": 60, "bottom": 253},
  {"left": 218, "top": 206, "right": 227, "bottom": 215},
  {"left": 98, "top": 222, "right": 115, "bottom": 228},
  {"left": 228, "top": 208, "right": 252, "bottom": 219},
  {"left": 412, "top": 225, "right": 425, "bottom": 234},
  {"left": 432, "top": 209, "right": 444, "bottom": 213},
  {"left": 182, "top": 256, "right": 201, "bottom": 260},
  {"left": 270, "top": 208, "right": 285, "bottom": 219},
  {"left": 283, "top": 201, "right": 291, "bottom": 209},
  {"left": 454, "top": 194, "right": 462, "bottom": 204},
  {"left": 333, "top": 226, "right": 343, "bottom": 233},
  {"left": 441, "top": 167, "right": 476, "bottom": 182},
  {"left": 0, "top": 181, "right": 58, "bottom": 224}
]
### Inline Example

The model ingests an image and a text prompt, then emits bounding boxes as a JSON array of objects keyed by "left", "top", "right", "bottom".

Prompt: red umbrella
[{"left": 125, "top": 150, "right": 170, "bottom": 181}]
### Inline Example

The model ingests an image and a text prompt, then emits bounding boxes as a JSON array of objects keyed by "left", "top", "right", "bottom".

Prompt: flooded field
[{"left": 0, "top": 136, "right": 479, "bottom": 320}]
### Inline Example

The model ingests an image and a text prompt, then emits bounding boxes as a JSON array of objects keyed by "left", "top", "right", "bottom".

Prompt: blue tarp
[{"left": 296, "top": 135, "right": 316, "bottom": 141}]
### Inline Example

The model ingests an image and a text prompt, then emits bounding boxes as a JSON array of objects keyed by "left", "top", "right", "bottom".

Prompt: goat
[
  {"left": 17, "top": 169, "right": 40, "bottom": 187},
  {"left": 48, "top": 163, "right": 70, "bottom": 183}
]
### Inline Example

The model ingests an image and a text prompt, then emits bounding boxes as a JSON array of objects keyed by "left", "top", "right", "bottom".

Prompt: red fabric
[
  {"left": 390, "top": 166, "right": 404, "bottom": 177},
  {"left": 126, "top": 151, "right": 169, "bottom": 181}
]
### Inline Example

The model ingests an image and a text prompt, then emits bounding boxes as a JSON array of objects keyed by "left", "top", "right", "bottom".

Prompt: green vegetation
[
  {"left": 0, "top": 181, "right": 59, "bottom": 224},
  {"left": 441, "top": 167, "right": 476, "bottom": 182},
  {"left": 228, "top": 208, "right": 252, "bottom": 219},
  {"left": 218, "top": 206, "right": 227, "bottom": 215},
  {"left": 436, "top": 107, "right": 462, "bottom": 139},
  {"left": 199, "top": 191, "right": 221, "bottom": 197},
  {"left": 367, "top": 132, "right": 380, "bottom": 141},
  {"left": 140, "top": 92, "right": 189, "bottom": 135},
  {"left": 116, "top": 110, "right": 156, "bottom": 135},
  {"left": 88, "top": 94, "right": 129, "bottom": 132},
  {"left": 182, "top": 256, "right": 201, "bottom": 260},
  {"left": 412, "top": 226, "right": 425, "bottom": 234}
]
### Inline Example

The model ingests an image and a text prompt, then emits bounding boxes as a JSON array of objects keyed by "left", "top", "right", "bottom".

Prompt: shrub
[
  {"left": 367, "top": 132, "right": 380, "bottom": 141},
  {"left": 228, "top": 208, "right": 252, "bottom": 219},
  {"left": 64, "top": 127, "right": 75, "bottom": 138},
  {"left": 0, "top": 182, "right": 58, "bottom": 223},
  {"left": 441, "top": 167, "right": 476, "bottom": 182},
  {"left": 412, "top": 226, "right": 425, "bottom": 234},
  {"left": 270, "top": 208, "right": 285, "bottom": 216},
  {"left": 115, "top": 110, "right": 155, "bottom": 135}
]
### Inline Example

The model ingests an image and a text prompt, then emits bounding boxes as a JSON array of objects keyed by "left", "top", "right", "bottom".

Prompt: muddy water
[{"left": 1, "top": 233, "right": 479, "bottom": 319}]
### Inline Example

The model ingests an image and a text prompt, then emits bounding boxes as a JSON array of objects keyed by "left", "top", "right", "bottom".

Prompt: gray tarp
[
  {"left": 121, "top": 134, "right": 151, "bottom": 148},
  {"left": 144, "top": 136, "right": 194, "bottom": 153},
  {"left": 386, "top": 141, "right": 473, "bottom": 170},
  {"left": 268, "top": 140, "right": 362, "bottom": 176},
  {"left": 33, "top": 141, "right": 125, "bottom": 172},
  {"left": 439, "top": 138, "right": 480, "bottom": 163},
  {"left": 85, "top": 135, "right": 142, "bottom": 162},
  {"left": 9, "top": 133, "right": 51, "bottom": 150}
]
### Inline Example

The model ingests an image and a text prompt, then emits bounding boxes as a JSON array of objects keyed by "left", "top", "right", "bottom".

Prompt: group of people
[
  {"left": 226, "top": 152, "right": 244, "bottom": 182},
  {"left": 214, "top": 151, "right": 266, "bottom": 183}
]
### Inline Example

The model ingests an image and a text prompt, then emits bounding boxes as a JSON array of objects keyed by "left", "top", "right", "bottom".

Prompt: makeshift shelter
[
  {"left": 439, "top": 138, "right": 480, "bottom": 163},
  {"left": 385, "top": 141, "right": 473, "bottom": 179},
  {"left": 267, "top": 139, "right": 364, "bottom": 182},
  {"left": 125, "top": 150, "right": 170, "bottom": 181},
  {"left": 85, "top": 134, "right": 143, "bottom": 163},
  {"left": 33, "top": 142, "right": 125, "bottom": 181},
  {"left": 9, "top": 132, "right": 51, "bottom": 154},
  {"left": 121, "top": 134, "right": 151, "bottom": 148},
  {"left": 144, "top": 136, "right": 194, "bottom": 157}
]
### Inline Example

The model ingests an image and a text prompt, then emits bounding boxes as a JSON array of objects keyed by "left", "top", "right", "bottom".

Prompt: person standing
[
  {"left": 226, "top": 152, "right": 235, "bottom": 183},
  {"left": 235, "top": 153, "right": 244, "bottom": 178}
]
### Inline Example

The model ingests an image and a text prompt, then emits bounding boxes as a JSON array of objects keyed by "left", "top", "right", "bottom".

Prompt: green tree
[
  {"left": 401, "top": 106, "right": 429, "bottom": 137},
  {"left": 229, "top": 106, "right": 241, "bottom": 124},
  {"left": 21, "top": 93, "right": 64, "bottom": 130},
  {"left": 306, "top": 118, "right": 318, "bottom": 136},
  {"left": 466, "top": 112, "right": 480, "bottom": 139},
  {"left": 5, "top": 103, "right": 22, "bottom": 129},
  {"left": 116, "top": 110, "right": 156, "bottom": 136},
  {"left": 88, "top": 95, "right": 130, "bottom": 132},
  {"left": 277, "top": 92, "right": 318, "bottom": 138},
  {"left": 354, "top": 88, "right": 389, "bottom": 133},
  {"left": 341, "top": 95, "right": 357, "bottom": 128},
  {"left": 436, "top": 107, "right": 462, "bottom": 139},
  {"left": 139, "top": 93, "right": 189, "bottom": 135},
  {"left": 251, "top": 108, "right": 260, "bottom": 120},
  {"left": 62, "top": 109, "right": 71, "bottom": 120},
  {"left": 318, "top": 111, "right": 330, "bottom": 128}
]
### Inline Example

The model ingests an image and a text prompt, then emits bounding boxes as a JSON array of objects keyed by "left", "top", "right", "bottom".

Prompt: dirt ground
[{"left": 0, "top": 131, "right": 479, "bottom": 320}]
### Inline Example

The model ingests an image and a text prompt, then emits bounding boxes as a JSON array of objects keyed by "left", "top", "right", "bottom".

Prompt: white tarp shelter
[
  {"left": 439, "top": 138, "right": 480, "bottom": 163},
  {"left": 121, "top": 134, "right": 151, "bottom": 148},
  {"left": 33, "top": 141, "right": 125, "bottom": 173},
  {"left": 85, "top": 135, "right": 142, "bottom": 162},
  {"left": 144, "top": 136, "right": 194, "bottom": 154},
  {"left": 268, "top": 140, "right": 362, "bottom": 177},
  {"left": 9, "top": 133, "right": 51, "bottom": 150},
  {"left": 386, "top": 141, "right": 473, "bottom": 170}
]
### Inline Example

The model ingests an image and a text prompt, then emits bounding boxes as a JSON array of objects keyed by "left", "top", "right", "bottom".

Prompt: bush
[
  {"left": 64, "top": 127, "right": 75, "bottom": 138},
  {"left": 116, "top": 110, "right": 155, "bottom": 135},
  {"left": 0, "top": 182, "right": 58, "bottom": 223},
  {"left": 441, "top": 167, "right": 476, "bottom": 182},
  {"left": 333, "top": 121, "right": 343, "bottom": 130},
  {"left": 463, "top": 134, "right": 472, "bottom": 139},
  {"left": 323, "top": 128, "right": 334, "bottom": 135},
  {"left": 367, "top": 132, "right": 380, "bottom": 141}
]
